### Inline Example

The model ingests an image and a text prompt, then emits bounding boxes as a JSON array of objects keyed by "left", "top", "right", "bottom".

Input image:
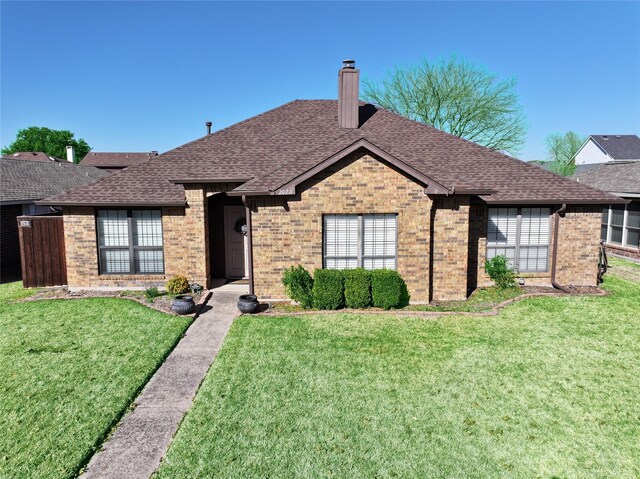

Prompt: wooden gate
[{"left": 17, "top": 215, "right": 67, "bottom": 287}]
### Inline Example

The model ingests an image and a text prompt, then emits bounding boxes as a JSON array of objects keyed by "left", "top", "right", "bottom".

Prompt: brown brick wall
[
  {"left": 470, "top": 204, "right": 601, "bottom": 288},
  {"left": 250, "top": 150, "right": 432, "bottom": 301},
  {"left": 62, "top": 186, "right": 209, "bottom": 289},
  {"left": 430, "top": 196, "right": 471, "bottom": 300},
  {"left": 604, "top": 244, "right": 640, "bottom": 261}
]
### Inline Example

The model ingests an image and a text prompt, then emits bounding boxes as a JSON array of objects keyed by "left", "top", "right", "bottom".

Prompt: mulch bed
[{"left": 20, "top": 288, "right": 208, "bottom": 317}]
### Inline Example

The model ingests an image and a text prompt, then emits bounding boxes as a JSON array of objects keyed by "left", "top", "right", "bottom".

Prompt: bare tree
[{"left": 363, "top": 56, "right": 527, "bottom": 155}]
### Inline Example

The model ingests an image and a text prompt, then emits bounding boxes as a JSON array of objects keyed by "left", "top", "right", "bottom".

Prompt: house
[
  {"left": 0, "top": 158, "right": 109, "bottom": 279},
  {"left": 573, "top": 135, "right": 640, "bottom": 166},
  {"left": 2, "top": 151, "right": 66, "bottom": 163},
  {"left": 39, "top": 61, "right": 624, "bottom": 302},
  {"left": 574, "top": 162, "right": 640, "bottom": 260},
  {"left": 81, "top": 151, "right": 159, "bottom": 173}
]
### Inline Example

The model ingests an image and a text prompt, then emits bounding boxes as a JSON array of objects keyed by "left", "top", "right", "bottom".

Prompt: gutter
[
  {"left": 241, "top": 195, "right": 255, "bottom": 295},
  {"left": 550, "top": 203, "right": 572, "bottom": 293}
]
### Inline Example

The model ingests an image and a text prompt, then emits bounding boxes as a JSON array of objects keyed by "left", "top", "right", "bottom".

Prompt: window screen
[
  {"left": 601, "top": 207, "right": 609, "bottom": 241},
  {"left": 97, "top": 210, "right": 164, "bottom": 274},
  {"left": 487, "top": 207, "right": 550, "bottom": 273},
  {"left": 625, "top": 201, "right": 640, "bottom": 248},
  {"left": 323, "top": 214, "right": 397, "bottom": 270},
  {"left": 610, "top": 205, "right": 624, "bottom": 244}
]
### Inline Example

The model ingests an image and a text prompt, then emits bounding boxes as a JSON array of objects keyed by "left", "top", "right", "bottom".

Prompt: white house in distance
[{"left": 573, "top": 134, "right": 640, "bottom": 165}]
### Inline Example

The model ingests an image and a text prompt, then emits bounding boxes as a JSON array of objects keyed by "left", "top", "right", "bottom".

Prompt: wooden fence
[{"left": 18, "top": 215, "right": 67, "bottom": 287}]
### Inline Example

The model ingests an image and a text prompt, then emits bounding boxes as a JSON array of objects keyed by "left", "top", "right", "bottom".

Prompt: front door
[{"left": 224, "top": 206, "right": 247, "bottom": 278}]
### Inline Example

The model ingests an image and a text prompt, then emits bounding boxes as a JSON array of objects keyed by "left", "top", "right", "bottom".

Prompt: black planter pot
[
  {"left": 171, "top": 295, "right": 195, "bottom": 315},
  {"left": 237, "top": 294, "right": 259, "bottom": 314}
]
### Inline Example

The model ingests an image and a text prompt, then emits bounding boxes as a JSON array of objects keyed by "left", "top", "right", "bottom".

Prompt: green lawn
[
  {"left": 156, "top": 274, "right": 640, "bottom": 478},
  {"left": 0, "top": 282, "right": 192, "bottom": 479}
]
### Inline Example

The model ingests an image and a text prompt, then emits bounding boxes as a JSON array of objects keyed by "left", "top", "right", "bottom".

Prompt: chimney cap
[
  {"left": 205, "top": 121, "right": 212, "bottom": 127},
  {"left": 342, "top": 59, "right": 356, "bottom": 69}
]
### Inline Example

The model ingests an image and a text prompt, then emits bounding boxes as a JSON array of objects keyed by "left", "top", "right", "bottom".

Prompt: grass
[
  {"left": 156, "top": 273, "right": 640, "bottom": 478},
  {"left": 0, "top": 282, "right": 192, "bottom": 479}
]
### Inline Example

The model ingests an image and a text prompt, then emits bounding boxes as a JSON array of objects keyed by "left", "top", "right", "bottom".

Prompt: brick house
[{"left": 40, "top": 61, "right": 624, "bottom": 301}]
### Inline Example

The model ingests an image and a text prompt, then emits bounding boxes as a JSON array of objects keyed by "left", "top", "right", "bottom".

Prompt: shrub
[
  {"left": 371, "top": 269, "right": 409, "bottom": 309},
  {"left": 485, "top": 255, "right": 517, "bottom": 289},
  {"left": 343, "top": 268, "right": 372, "bottom": 309},
  {"left": 144, "top": 287, "right": 160, "bottom": 303},
  {"left": 282, "top": 265, "right": 314, "bottom": 309},
  {"left": 312, "top": 269, "right": 344, "bottom": 310},
  {"left": 166, "top": 275, "right": 190, "bottom": 295}
]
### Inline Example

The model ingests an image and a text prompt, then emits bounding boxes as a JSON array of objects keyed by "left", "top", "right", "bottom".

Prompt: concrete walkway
[{"left": 81, "top": 289, "right": 243, "bottom": 479}]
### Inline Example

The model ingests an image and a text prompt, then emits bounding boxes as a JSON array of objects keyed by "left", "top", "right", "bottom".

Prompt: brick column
[{"left": 430, "top": 196, "right": 471, "bottom": 301}]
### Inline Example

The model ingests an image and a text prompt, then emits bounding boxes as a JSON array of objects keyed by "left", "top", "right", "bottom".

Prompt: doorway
[{"left": 223, "top": 205, "right": 248, "bottom": 279}]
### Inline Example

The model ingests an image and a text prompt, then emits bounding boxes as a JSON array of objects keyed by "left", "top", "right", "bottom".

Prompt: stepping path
[{"left": 81, "top": 289, "right": 242, "bottom": 479}]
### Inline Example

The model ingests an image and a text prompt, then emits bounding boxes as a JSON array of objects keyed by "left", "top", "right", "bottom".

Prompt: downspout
[
  {"left": 242, "top": 195, "right": 254, "bottom": 295},
  {"left": 550, "top": 203, "right": 572, "bottom": 293}
]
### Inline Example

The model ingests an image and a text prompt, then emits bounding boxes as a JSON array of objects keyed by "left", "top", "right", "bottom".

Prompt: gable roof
[
  {"left": 1, "top": 158, "right": 110, "bottom": 204},
  {"left": 81, "top": 151, "right": 158, "bottom": 168},
  {"left": 40, "top": 100, "right": 622, "bottom": 207},
  {"left": 1, "top": 151, "right": 65, "bottom": 162},
  {"left": 573, "top": 161, "right": 640, "bottom": 196},
  {"left": 588, "top": 135, "right": 640, "bottom": 161}
]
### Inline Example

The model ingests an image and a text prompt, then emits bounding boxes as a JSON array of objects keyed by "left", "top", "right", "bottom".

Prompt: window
[
  {"left": 324, "top": 214, "right": 397, "bottom": 270},
  {"left": 601, "top": 201, "right": 640, "bottom": 249},
  {"left": 487, "top": 207, "right": 550, "bottom": 272},
  {"left": 97, "top": 210, "right": 164, "bottom": 274}
]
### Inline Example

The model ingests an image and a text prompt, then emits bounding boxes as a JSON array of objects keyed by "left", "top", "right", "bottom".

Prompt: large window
[
  {"left": 97, "top": 210, "right": 164, "bottom": 274},
  {"left": 487, "top": 207, "right": 550, "bottom": 273},
  {"left": 323, "top": 214, "right": 397, "bottom": 270},
  {"left": 601, "top": 201, "right": 640, "bottom": 249}
]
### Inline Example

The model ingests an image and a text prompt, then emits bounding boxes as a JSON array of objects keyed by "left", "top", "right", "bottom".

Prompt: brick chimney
[{"left": 338, "top": 59, "right": 359, "bottom": 128}]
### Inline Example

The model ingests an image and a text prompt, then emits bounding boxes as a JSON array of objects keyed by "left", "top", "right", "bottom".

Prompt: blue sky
[{"left": 2, "top": 1, "right": 639, "bottom": 161}]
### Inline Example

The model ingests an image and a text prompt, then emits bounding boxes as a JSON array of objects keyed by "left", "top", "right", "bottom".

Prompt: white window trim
[
  {"left": 486, "top": 207, "right": 551, "bottom": 273},
  {"left": 323, "top": 213, "right": 398, "bottom": 270},
  {"left": 602, "top": 203, "right": 640, "bottom": 250}
]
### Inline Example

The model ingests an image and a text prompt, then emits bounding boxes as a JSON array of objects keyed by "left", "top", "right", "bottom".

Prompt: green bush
[
  {"left": 166, "top": 275, "right": 190, "bottom": 295},
  {"left": 371, "top": 269, "right": 409, "bottom": 309},
  {"left": 282, "top": 265, "right": 314, "bottom": 309},
  {"left": 485, "top": 255, "right": 517, "bottom": 289},
  {"left": 144, "top": 287, "right": 160, "bottom": 303},
  {"left": 312, "top": 269, "right": 344, "bottom": 310},
  {"left": 343, "top": 268, "right": 372, "bottom": 309}
]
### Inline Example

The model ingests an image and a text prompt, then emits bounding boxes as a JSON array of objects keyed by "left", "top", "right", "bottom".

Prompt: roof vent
[
  {"left": 615, "top": 135, "right": 621, "bottom": 139},
  {"left": 206, "top": 121, "right": 212, "bottom": 135},
  {"left": 602, "top": 135, "right": 609, "bottom": 140}
]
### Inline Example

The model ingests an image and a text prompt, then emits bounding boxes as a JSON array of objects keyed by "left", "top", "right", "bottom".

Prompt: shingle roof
[
  {"left": 573, "top": 161, "right": 640, "bottom": 195},
  {"left": 81, "top": 151, "right": 158, "bottom": 168},
  {"left": 1, "top": 158, "right": 110, "bottom": 203},
  {"left": 40, "top": 100, "right": 622, "bottom": 206},
  {"left": 1, "top": 151, "right": 64, "bottom": 162},
  {"left": 589, "top": 135, "right": 640, "bottom": 160}
]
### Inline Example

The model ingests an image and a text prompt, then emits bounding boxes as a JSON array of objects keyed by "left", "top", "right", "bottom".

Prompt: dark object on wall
[
  {"left": 18, "top": 215, "right": 67, "bottom": 288},
  {"left": 171, "top": 295, "right": 195, "bottom": 315},
  {"left": 237, "top": 294, "right": 259, "bottom": 314}
]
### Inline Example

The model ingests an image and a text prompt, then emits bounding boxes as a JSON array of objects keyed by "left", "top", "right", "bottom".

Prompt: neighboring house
[
  {"left": 2, "top": 151, "right": 66, "bottom": 163},
  {"left": 573, "top": 134, "right": 640, "bottom": 166},
  {"left": 574, "top": 162, "right": 640, "bottom": 260},
  {"left": 40, "top": 61, "right": 623, "bottom": 302},
  {"left": 0, "top": 158, "right": 109, "bottom": 277},
  {"left": 81, "top": 151, "right": 158, "bottom": 173}
]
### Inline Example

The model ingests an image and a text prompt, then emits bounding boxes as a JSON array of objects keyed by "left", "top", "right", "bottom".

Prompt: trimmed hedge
[
  {"left": 343, "top": 268, "right": 372, "bottom": 309},
  {"left": 371, "top": 269, "right": 409, "bottom": 309},
  {"left": 282, "top": 265, "right": 314, "bottom": 308},
  {"left": 166, "top": 275, "right": 190, "bottom": 295},
  {"left": 312, "top": 269, "right": 344, "bottom": 310},
  {"left": 485, "top": 255, "right": 517, "bottom": 289}
]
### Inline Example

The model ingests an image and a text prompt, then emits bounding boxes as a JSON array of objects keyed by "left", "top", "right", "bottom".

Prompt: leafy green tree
[
  {"left": 1, "top": 127, "right": 91, "bottom": 163},
  {"left": 363, "top": 55, "right": 527, "bottom": 155},
  {"left": 545, "top": 131, "right": 586, "bottom": 176}
]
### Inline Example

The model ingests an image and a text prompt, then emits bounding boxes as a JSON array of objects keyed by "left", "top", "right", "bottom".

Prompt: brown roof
[
  {"left": 40, "top": 100, "right": 623, "bottom": 207},
  {"left": 81, "top": 151, "right": 158, "bottom": 168},
  {"left": 1, "top": 151, "right": 65, "bottom": 162},
  {"left": 573, "top": 161, "right": 640, "bottom": 195}
]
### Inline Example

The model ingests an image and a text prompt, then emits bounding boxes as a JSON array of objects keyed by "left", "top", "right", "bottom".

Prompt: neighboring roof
[
  {"left": 589, "top": 135, "right": 640, "bottom": 160},
  {"left": 573, "top": 161, "right": 640, "bottom": 196},
  {"left": 41, "top": 100, "right": 623, "bottom": 207},
  {"left": 1, "top": 158, "right": 110, "bottom": 203},
  {"left": 1, "top": 151, "right": 65, "bottom": 162},
  {"left": 81, "top": 151, "right": 159, "bottom": 168}
]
